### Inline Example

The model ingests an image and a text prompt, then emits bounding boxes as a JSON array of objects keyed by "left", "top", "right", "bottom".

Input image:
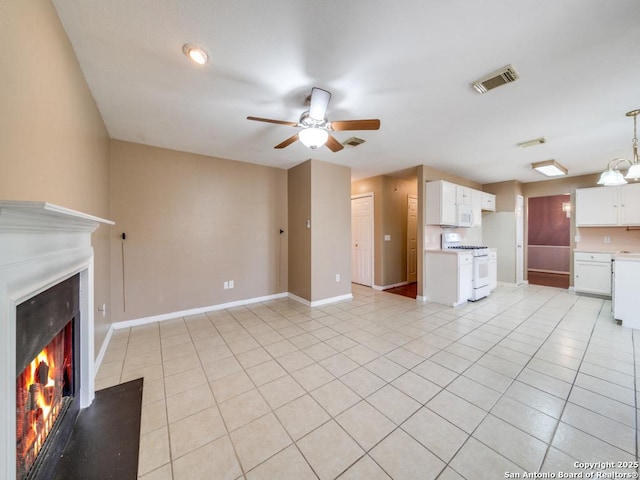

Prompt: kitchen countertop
[
  {"left": 614, "top": 251, "right": 640, "bottom": 261},
  {"left": 573, "top": 249, "right": 615, "bottom": 254},
  {"left": 426, "top": 249, "right": 469, "bottom": 255}
]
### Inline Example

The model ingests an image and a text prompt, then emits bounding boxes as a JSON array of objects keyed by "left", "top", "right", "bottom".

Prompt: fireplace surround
[{"left": 0, "top": 201, "right": 112, "bottom": 480}]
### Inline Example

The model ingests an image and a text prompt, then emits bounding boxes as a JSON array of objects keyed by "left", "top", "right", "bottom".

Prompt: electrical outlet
[
  {"left": 229, "top": 280, "right": 234, "bottom": 289},
  {"left": 604, "top": 236, "right": 611, "bottom": 244},
  {"left": 336, "top": 274, "right": 340, "bottom": 282},
  {"left": 384, "top": 234, "right": 391, "bottom": 241},
  {"left": 224, "top": 281, "right": 229, "bottom": 289}
]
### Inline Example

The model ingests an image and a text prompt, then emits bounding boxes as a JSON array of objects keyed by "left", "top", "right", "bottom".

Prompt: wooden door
[{"left": 407, "top": 195, "right": 418, "bottom": 283}]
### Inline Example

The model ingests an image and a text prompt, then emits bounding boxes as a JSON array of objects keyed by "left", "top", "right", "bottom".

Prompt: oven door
[{"left": 471, "top": 254, "right": 490, "bottom": 300}]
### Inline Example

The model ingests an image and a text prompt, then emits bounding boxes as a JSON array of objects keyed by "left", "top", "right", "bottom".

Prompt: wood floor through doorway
[{"left": 383, "top": 282, "right": 417, "bottom": 299}]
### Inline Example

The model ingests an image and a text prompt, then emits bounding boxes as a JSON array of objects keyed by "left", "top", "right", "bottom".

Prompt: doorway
[{"left": 527, "top": 194, "right": 571, "bottom": 288}]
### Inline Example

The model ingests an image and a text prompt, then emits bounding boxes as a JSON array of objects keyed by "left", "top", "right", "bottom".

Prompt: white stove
[{"left": 441, "top": 233, "right": 490, "bottom": 301}]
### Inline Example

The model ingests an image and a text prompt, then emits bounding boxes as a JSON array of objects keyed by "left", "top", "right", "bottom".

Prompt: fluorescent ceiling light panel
[{"left": 532, "top": 159, "right": 567, "bottom": 177}]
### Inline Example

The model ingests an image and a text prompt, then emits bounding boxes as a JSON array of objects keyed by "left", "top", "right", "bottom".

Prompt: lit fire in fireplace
[
  {"left": 16, "top": 322, "right": 73, "bottom": 480},
  {"left": 24, "top": 348, "right": 58, "bottom": 456}
]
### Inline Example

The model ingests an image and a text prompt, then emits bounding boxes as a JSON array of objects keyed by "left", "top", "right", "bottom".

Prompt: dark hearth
[{"left": 53, "top": 379, "right": 143, "bottom": 480}]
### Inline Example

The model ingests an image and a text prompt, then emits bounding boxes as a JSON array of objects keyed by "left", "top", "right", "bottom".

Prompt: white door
[
  {"left": 407, "top": 195, "right": 418, "bottom": 283},
  {"left": 516, "top": 195, "right": 524, "bottom": 285},
  {"left": 351, "top": 194, "right": 374, "bottom": 286}
]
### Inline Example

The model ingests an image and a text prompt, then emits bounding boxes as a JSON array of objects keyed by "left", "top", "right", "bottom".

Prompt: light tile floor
[{"left": 95, "top": 284, "right": 640, "bottom": 480}]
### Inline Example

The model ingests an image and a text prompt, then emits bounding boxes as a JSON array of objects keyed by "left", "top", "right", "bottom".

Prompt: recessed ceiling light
[{"left": 182, "top": 44, "right": 208, "bottom": 65}]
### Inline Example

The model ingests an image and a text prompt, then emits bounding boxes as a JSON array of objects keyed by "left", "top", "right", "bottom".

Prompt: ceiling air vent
[
  {"left": 517, "top": 137, "right": 546, "bottom": 148},
  {"left": 342, "top": 137, "right": 366, "bottom": 148},
  {"left": 472, "top": 64, "right": 519, "bottom": 94}
]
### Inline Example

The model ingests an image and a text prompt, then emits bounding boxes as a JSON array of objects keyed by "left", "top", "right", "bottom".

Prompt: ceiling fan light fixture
[
  {"left": 298, "top": 127, "right": 328, "bottom": 149},
  {"left": 532, "top": 159, "right": 567, "bottom": 177},
  {"left": 182, "top": 44, "right": 208, "bottom": 65},
  {"left": 598, "top": 166, "right": 627, "bottom": 186},
  {"left": 625, "top": 163, "right": 640, "bottom": 180}
]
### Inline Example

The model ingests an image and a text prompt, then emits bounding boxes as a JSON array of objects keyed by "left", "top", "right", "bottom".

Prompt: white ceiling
[{"left": 52, "top": 0, "right": 640, "bottom": 184}]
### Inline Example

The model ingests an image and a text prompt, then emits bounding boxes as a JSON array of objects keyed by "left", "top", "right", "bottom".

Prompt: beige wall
[
  {"left": 482, "top": 180, "right": 523, "bottom": 212},
  {"left": 311, "top": 160, "right": 352, "bottom": 301},
  {"left": 288, "top": 161, "right": 312, "bottom": 300},
  {"left": 289, "top": 160, "right": 351, "bottom": 303},
  {"left": 110, "top": 140, "right": 288, "bottom": 321},
  {"left": 351, "top": 174, "right": 418, "bottom": 287},
  {"left": 0, "top": 0, "right": 112, "bottom": 354}
]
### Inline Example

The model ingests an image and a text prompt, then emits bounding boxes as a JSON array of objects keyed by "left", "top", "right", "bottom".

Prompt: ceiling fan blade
[
  {"left": 247, "top": 116, "right": 298, "bottom": 127},
  {"left": 329, "top": 119, "right": 381, "bottom": 131},
  {"left": 274, "top": 134, "right": 299, "bottom": 149},
  {"left": 325, "top": 135, "right": 344, "bottom": 152},
  {"left": 308, "top": 88, "right": 331, "bottom": 121}
]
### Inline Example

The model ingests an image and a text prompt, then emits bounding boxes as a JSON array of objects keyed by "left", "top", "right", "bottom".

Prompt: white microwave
[{"left": 457, "top": 203, "right": 473, "bottom": 227}]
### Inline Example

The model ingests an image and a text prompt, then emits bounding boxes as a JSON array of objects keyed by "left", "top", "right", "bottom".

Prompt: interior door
[
  {"left": 516, "top": 195, "right": 524, "bottom": 285},
  {"left": 407, "top": 195, "right": 418, "bottom": 283},
  {"left": 351, "top": 194, "right": 373, "bottom": 286}
]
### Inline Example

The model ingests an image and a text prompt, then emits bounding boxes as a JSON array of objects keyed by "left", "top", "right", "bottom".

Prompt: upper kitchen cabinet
[
  {"left": 426, "top": 180, "right": 457, "bottom": 226},
  {"left": 576, "top": 183, "right": 640, "bottom": 226},
  {"left": 481, "top": 192, "right": 496, "bottom": 211},
  {"left": 426, "top": 180, "right": 484, "bottom": 227},
  {"left": 619, "top": 183, "right": 640, "bottom": 224},
  {"left": 456, "top": 185, "right": 472, "bottom": 206}
]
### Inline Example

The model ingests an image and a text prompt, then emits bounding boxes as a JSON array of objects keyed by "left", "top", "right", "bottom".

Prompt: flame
[{"left": 25, "top": 347, "right": 56, "bottom": 452}]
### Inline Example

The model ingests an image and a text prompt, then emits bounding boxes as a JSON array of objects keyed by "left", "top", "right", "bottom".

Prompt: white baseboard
[
  {"left": 94, "top": 324, "right": 114, "bottom": 374},
  {"left": 373, "top": 281, "right": 409, "bottom": 291},
  {"left": 110, "top": 290, "right": 356, "bottom": 331},
  {"left": 288, "top": 292, "right": 353, "bottom": 307},
  {"left": 112, "top": 292, "right": 289, "bottom": 330}
]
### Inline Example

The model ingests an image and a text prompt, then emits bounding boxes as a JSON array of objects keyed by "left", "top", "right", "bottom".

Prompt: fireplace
[
  {"left": 15, "top": 275, "right": 79, "bottom": 480},
  {"left": 0, "top": 201, "right": 113, "bottom": 480}
]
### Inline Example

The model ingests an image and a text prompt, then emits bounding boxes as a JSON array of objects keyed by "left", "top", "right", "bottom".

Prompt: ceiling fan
[{"left": 247, "top": 87, "right": 380, "bottom": 152}]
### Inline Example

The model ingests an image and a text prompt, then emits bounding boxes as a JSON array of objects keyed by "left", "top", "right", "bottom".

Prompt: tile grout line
[
  {"left": 430, "top": 289, "right": 586, "bottom": 476},
  {"left": 536, "top": 301, "right": 601, "bottom": 471},
  {"left": 114, "top": 286, "right": 631, "bottom": 479}
]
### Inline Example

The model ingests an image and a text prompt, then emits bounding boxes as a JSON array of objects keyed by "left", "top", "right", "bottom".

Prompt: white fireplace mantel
[{"left": 0, "top": 201, "right": 113, "bottom": 480}]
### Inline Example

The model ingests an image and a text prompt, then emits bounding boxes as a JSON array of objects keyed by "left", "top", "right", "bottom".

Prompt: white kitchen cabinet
[
  {"left": 471, "top": 189, "right": 482, "bottom": 227},
  {"left": 574, "top": 251, "right": 611, "bottom": 296},
  {"left": 456, "top": 185, "right": 472, "bottom": 206},
  {"left": 424, "top": 250, "right": 473, "bottom": 306},
  {"left": 488, "top": 248, "right": 497, "bottom": 290},
  {"left": 481, "top": 192, "right": 496, "bottom": 211},
  {"left": 425, "top": 180, "right": 457, "bottom": 226},
  {"left": 618, "top": 183, "right": 640, "bottom": 225},
  {"left": 576, "top": 184, "right": 640, "bottom": 226}
]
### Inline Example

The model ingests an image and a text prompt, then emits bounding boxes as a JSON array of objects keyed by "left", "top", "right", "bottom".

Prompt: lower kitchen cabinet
[
  {"left": 574, "top": 251, "right": 612, "bottom": 296},
  {"left": 424, "top": 250, "right": 472, "bottom": 306}
]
